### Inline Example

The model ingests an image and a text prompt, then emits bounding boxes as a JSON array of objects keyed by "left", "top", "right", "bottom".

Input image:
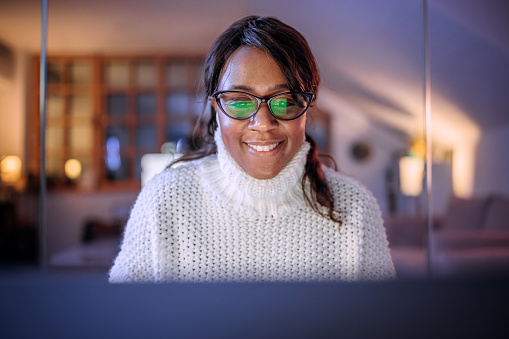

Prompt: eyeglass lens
[{"left": 218, "top": 92, "right": 309, "bottom": 120}]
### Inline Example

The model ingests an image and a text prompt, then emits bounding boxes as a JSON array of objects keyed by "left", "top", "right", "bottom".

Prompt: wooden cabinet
[{"left": 31, "top": 55, "right": 204, "bottom": 191}]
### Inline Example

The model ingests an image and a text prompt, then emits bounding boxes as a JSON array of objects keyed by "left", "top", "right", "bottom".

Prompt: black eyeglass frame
[{"left": 211, "top": 90, "right": 314, "bottom": 121}]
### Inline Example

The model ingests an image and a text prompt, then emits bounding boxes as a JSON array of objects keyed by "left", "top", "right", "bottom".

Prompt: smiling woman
[
  {"left": 109, "top": 16, "right": 396, "bottom": 283},
  {"left": 213, "top": 46, "right": 308, "bottom": 180}
]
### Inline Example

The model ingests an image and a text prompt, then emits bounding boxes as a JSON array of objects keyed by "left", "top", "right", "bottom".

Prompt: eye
[
  {"left": 270, "top": 94, "right": 307, "bottom": 118},
  {"left": 223, "top": 98, "right": 256, "bottom": 118},
  {"left": 270, "top": 98, "right": 289, "bottom": 116},
  {"left": 227, "top": 100, "right": 254, "bottom": 108},
  {"left": 272, "top": 98, "right": 288, "bottom": 107}
]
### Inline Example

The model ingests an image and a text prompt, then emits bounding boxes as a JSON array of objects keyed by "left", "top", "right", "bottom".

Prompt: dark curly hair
[{"left": 173, "top": 16, "right": 341, "bottom": 224}]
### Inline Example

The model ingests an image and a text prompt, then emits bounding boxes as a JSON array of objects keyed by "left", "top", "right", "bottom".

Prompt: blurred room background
[{"left": 0, "top": 0, "right": 508, "bottom": 280}]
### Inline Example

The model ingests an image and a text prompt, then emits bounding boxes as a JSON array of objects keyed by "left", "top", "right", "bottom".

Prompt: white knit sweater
[{"left": 109, "top": 132, "right": 396, "bottom": 282}]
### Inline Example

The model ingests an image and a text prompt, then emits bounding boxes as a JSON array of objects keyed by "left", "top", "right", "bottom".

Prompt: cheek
[
  {"left": 289, "top": 118, "right": 307, "bottom": 143},
  {"left": 217, "top": 111, "right": 232, "bottom": 130},
  {"left": 218, "top": 115, "right": 243, "bottom": 147}
]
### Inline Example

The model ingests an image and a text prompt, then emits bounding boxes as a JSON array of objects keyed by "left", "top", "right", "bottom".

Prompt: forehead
[{"left": 217, "top": 46, "right": 287, "bottom": 92}]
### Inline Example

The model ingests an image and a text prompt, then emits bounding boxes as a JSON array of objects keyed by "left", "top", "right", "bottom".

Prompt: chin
[{"left": 244, "top": 163, "right": 284, "bottom": 180}]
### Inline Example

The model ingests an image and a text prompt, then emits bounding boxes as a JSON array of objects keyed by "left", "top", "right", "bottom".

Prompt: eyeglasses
[{"left": 212, "top": 90, "right": 314, "bottom": 121}]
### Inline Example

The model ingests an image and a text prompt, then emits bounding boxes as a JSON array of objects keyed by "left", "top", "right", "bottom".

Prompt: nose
[{"left": 248, "top": 103, "right": 278, "bottom": 131}]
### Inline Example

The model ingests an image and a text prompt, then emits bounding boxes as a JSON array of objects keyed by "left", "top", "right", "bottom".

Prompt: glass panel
[
  {"left": 105, "top": 156, "right": 128, "bottom": 181},
  {"left": 105, "top": 125, "right": 128, "bottom": 149},
  {"left": 68, "top": 154, "right": 92, "bottom": 173},
  {"left": 70, "top": 125, "right": 93, "bottom": 154},
  {"left": 136, "top": 125, "right": 157, "bottom": 149},
  {"left": 165, "top": 122, "right": 191, "bottom": 143},
  {"left": 107, "top": 94, "right": 127, "bottom": 116},
  {"left": 70, "top": 95, "right": 91, "bottom": 117},
  {"left": 46, "top": 126, "right": 63, "bottom": 150},
  {"left": 136, "top": 94, "right": 156, "bottom": 116},
  {"left": 427, "top": 4, "right": 508, "bottom": 280},
  {"left": 105, "top": 61, "right": 129, "bottom": 87},
  {"left": 67, "top": 157, "right": 90, "bottom": 182},
  {"left": 135, "top": 61, "right": 156, "bottom": 87},
  {"left": 46, "top": 158, "right": 62, "bottom": 177},
  {"left": 46, "top": 94, "right": 64, "bottom": 117},
  {"left": 104, "top": 128, "right": 128, "bottom": 181},
  {"left": 165, "top": 61, "right": 188, "bottom": 86},
  {"left": 166, "top": 91, "right": 189, "bottom": 116},
  {"left": 47, "top": 62, "right": 63, "bottom": 84},
  {"left": 69, "top": 61, "right": 91, "bottom": 84},
  {"left": 78, "top": 157, "right": 91, "bottom": 170}
]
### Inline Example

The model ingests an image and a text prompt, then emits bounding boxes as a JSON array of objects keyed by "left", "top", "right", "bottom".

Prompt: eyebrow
[{"left": 227, "top": 84, "right": 289, "bottom": 91}]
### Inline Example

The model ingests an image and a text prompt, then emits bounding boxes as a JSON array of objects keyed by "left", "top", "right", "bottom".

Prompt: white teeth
[{"left": 248, "top": 142, "right": 280, "bottom": 152}]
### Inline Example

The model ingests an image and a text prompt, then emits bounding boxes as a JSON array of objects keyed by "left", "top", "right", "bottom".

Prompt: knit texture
[{"left": 109, "top": 131, "right": 396, "bottom": 282}]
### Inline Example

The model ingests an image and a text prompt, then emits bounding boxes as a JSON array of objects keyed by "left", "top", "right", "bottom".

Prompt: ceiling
[{"left": 1, "top": 0, "right": 508, "bottom": 136}]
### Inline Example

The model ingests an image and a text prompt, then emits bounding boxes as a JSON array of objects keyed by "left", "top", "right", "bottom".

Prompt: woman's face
[{"left": 213, "top": 46, "right": 307, "bottom": 180}]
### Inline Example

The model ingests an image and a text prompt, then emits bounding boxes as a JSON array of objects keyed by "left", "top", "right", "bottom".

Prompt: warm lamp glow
[
  {"left": 427, "top": 98, "right": 480, "bottom": 198},
  {"left": 452, "top": 142, "right": 476, "bottom": 198},
  {"left": 399, "top": 156, "right": 424, "bottom": 196},
  {"left": 0, "top": 155, "right": 22, "bottom": 184},
  {"left": 65, "top": 159, "right": 82, "bottom": 180},
  {"left": 409, "top": 139, "right": 426, "bottom": 159}
]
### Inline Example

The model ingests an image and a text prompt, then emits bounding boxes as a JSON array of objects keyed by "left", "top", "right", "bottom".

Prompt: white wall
[
  {"left": 473, "top": 123, "right": 509, "bottom": 197},
  {"left": 318, "top": 88, "right": 408, "bottom": 214}
]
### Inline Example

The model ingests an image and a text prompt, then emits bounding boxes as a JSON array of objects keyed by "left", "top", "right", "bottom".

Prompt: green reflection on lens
[
  {"left": 226, "top": 100, "right": 256, "bottom": 118},
  {"left": 271, "top": 98, "right": 288, "bottom": 117}
]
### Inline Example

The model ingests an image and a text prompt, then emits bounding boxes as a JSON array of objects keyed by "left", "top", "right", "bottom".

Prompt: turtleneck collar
[{"left": 199, "top": 128, "right": 311, "bottom": 218}]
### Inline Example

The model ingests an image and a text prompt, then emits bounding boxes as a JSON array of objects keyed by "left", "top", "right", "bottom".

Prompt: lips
[{"left": 246, "top": 141, "right": 282, "bottom": 152}]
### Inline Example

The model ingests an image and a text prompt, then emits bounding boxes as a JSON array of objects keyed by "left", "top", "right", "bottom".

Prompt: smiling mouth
[{"left": 247, "top": 141, "right": 281, "bottom": 152}]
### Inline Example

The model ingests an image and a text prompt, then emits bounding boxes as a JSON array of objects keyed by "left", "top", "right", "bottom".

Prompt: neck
[{"left": 199, "top": 129, "right": 311, "bottom": 217}]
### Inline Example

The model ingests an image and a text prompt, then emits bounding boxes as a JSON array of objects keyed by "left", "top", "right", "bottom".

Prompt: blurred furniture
[
  {"left": 384, "top": 215, "right": 428, "bottom": 280},
  {"left": 81, "top": 219, "right": 123, "bottom": 243},
  {"left": 431, "top": 195, "right": 509, "bottom": 278},
  {"left": 50, "top": 219, "right": 122, "bottom": 268},
  {"left": 0, "top": 190, "right": 38, "bottom": 263},
  {"left": 50, "top": 237, "right": 120, "bottom": 268},
  {"left": 385, "top": 194, "right": 509, "bottom": 280}
]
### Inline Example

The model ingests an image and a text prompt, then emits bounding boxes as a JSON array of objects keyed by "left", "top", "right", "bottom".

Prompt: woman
[{"left": 109, "top": 16, "right": 395, "bottom": 282}]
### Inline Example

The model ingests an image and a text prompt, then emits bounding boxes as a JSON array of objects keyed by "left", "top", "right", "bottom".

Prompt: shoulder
[
  {"left": 322, "top": 166, "right": 375, "bottom": 201},
  {"left": 129, "top": 156, "right": 215, "bottom": 219},
  {"left": 144, "top": 155, "right": 215, "bottom": 190},
  {"left": 131, "top": 156, "right": 214, "bottom": 209},
  {"left": 322, "top": 166, "right": 381, "bottom": 218},
  {"left": 322, "top": 167, "right": 395, "bottom": 280}
]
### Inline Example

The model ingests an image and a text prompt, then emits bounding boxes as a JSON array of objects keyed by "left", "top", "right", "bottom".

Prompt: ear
[{"left": 207, "top": 97, "right": 215, "bottom": 110}]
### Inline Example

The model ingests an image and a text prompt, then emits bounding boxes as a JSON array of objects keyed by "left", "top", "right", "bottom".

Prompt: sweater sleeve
[
  {"left": 323, "top": 166, "right": 396, "bottom": 281},
  {"left": 109, "top": 179, "right": 158, "bottom": 283},
  {"left": 357, "top": 189, "right": 397, "bottom": 281}
]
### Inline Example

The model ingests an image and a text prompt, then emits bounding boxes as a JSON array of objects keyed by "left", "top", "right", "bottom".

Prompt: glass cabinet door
[
  {"left": 101, "top": 57, "right": 203, "bottom": 185},
  {"left": 45, "top": 59, "right": 94, "bottom": 187}
]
